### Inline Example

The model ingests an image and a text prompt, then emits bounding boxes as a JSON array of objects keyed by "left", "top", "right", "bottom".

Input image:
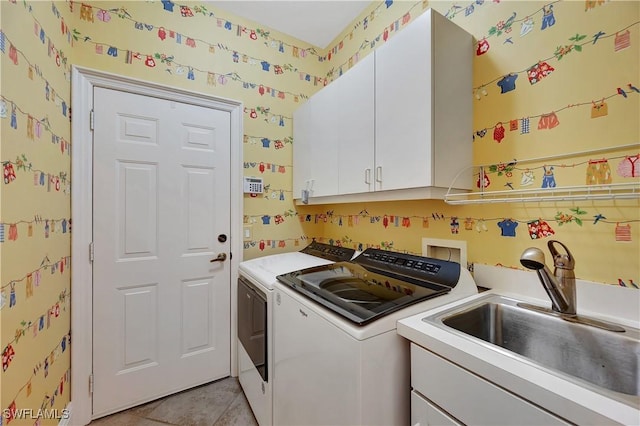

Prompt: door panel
[
  {"left": 119, "top": 162, "right": 158, "bottom": 258},
  {"left": 118, "top": 114, "right": 158, "bottom": 144},
  {"left": 184, "top": 168, "right": 214, "bottom": 251},
  {"left": 121, "top": 285, "right": 158, "bottom": 368},
  {"left": 92, "top": 87, "right": 231, "bottom": 417},
  {"left": 181, "top": 278, "right": 214, "bottom": 354}
]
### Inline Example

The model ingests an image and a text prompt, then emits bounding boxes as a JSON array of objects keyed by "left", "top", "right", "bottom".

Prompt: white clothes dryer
[{"left": 237, "top": 242, "right": 355, "bottom": 425}]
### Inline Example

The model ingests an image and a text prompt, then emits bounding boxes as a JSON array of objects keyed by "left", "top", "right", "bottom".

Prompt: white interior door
[{"left": 92, "top": 87, "right": 231, "bottom": 417}]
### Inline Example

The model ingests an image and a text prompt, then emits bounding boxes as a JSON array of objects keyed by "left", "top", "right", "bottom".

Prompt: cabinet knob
[{"left": 375, "top": 166, "right": 383, "bottom": 183}]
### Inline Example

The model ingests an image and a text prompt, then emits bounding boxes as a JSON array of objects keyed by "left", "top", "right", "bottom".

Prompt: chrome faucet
[
  {"left": 519, "top": 241, "right": 626, "bottom": 332},
  {"left": 520, "top": 240, "right": 576, "bottom": 315}
]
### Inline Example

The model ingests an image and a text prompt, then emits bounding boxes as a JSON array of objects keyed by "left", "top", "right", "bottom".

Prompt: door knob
[{"left": 210, "top": 253, "right": 227, "bottom": 263}]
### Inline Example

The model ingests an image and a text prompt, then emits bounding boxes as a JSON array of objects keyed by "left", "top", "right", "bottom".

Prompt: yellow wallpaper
[
  {"left": 70, "top": 0, "right": 326, "bottom": 261},
  {"left": 301, "top": 0, "right": 639, "bottom": 287},
  {"left": 1, "top": 1, "right": 72, "bottom": 424},
  {"left": 3, "top": 0, "right": 325, "bottom": 422},
  {"left": 1, "top": 0, "right": 638, "bottom": 423}
]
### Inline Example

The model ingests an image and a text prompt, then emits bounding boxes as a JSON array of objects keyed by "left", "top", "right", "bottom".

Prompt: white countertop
[{"left": 397, "top": 264, "right": 640, "bottom": 426}]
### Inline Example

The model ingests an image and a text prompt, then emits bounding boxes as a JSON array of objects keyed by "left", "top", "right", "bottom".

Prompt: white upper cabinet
[
  {"left": 293, "top": 82, "right": 340, "bottom": 198},
  {"left": 293, "top": 53, "right": 374, "bottom": 200},
  {"left": 292, "top": 98, "right": 313, "bottom": 199},
  {"left": 335, "top": 53, "right": 375, "bottom": 196},
  {"left": 374, "top": 9, "right": 472, "bottom": 192},
  {"left": 293, "top": 9, "right": 472, "bottom": 203}
]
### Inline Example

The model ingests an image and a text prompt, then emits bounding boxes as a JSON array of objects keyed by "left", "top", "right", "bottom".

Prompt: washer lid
[
  {"left": 239, "top": 242, "right": 356, "bottom": 289},
  {"left": 277, "top": 249, "right": 460, "bottom": 326}
]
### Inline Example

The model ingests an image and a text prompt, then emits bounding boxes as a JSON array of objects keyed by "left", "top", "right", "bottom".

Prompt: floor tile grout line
[{"left": 88, "top": 378, "right": 256, "bottom": 426}]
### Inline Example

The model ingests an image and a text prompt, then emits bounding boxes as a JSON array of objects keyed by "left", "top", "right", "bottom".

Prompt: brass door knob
[{"left": 210, "top": 253, "right": 227, "bottom": 263}]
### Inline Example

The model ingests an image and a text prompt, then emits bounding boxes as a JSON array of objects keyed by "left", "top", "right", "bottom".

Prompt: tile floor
[{"left": 88, "top": 377, "right": 257, "bottom": 426}]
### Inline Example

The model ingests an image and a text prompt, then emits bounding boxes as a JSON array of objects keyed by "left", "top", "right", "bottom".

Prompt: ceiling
[{"left": 209, "top": 1, "right": 373, "bottom": 48}]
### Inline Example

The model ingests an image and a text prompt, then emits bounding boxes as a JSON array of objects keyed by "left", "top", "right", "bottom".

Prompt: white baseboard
[{"left": 58, "top": 403, "right": 72, "bottom": 426}]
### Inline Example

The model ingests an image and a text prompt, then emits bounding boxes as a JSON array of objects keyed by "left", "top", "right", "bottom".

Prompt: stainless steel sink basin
[{"left": 423, "top": 294, "right": 640, "bottom": 405}]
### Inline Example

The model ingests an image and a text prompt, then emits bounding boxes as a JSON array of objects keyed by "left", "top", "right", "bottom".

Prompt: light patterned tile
[
  {"left": 145, "top": 378, "right": 241, "bottom": 426},
  {"left": 130, "top": 397, "right": 168, "bottom": 417},
  {"left": 213, "top": 391, "right": 258, "bottom": 426},
  {"left": 89, "top": 378, "right": 253, "bottom": 426},
  {"left": 89, "top": 411, "right": 142, "bottom": 426}
]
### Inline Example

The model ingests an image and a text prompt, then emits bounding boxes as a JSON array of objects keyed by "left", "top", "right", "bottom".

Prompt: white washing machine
[
  {"left": 237, "top": 242, "right": 355, "bottom": 425},
  {"left": 273, "top": 248, "right": 478, "bottom": 426}
]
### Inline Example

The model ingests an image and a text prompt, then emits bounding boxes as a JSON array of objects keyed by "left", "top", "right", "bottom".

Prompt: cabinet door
[
  {"left": 293, "top": 88, "right": 339, "bottom": 198},
  {"left": 309, "top": 87, "right": 340, "bottom": 197},
  {"left": 411, "top": 390, "right": 461, "bottom": 426},
  {"left": 375, "top": 10, "right": 434, "bottom": 191},
  {"left": 334, "top": 53, "right": 375, "bottom": 195},
  {"left": 292, "top": 99, "right": 313, "bottom": 199},
  {"left": 411, "top": 344, "right": 569, "bottom": 426}
]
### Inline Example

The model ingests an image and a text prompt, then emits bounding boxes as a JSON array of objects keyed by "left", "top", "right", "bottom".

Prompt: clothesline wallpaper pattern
[
  {"left": 0, "top": 218, "right": 71, "bottom": 244},
  {"left": 2, "top": 156, "right": 71, "bottom": 192},
  {"left": 2, "top": 0, "right": 73, "bottom": 419},
  {"left": 1, "top": 256, "right": 69, "bottom": 292},
  {"left": 241, "top": 232, "right": 637, "bottom": 288},
  {"left": 1, "top": 95, "right": 72, "bottom": 152},
  {"left": 4, "top": 367, "right": 72, "bottom": 423},
  {"left": 473, "top": 3, "right": 560, "bottom": 54},
  {"left": 244, "top": 162, "right": 291, "bottom": 173},
  {"left": 1, "top": 289, "right": 69, "bottom": 396},
  {"left": 158, "top": 0, "right": 407, "bottom": 65},
  {"left": 4, "top": 337, "right": 70, "bottom": 414},
  {"left": 72, "top": 5, "right": 328, "bottom": 85},
  {"left": 1, "top": 1, "right": 638, "bottom": 421},
  {"left": 244, "top": 134, "right": 293, "bottom": 150},
  {"left": 243, "top": 106, "right": 292, "bottom": 125},
  {"left": 445, "top": 0, "right": 558, "bottom": 23},
  {"left": 0, "top": 31, "right": 71, "bottom": 115},
  {"left": 10, "top": 1, "right": 73, "bottom": 77},
  {"left": 139, "top": 0, "right": 325, "bottom": 58},
  {"left": 473, "top": 85, "right": 638, "bottom": 140},
  {"left": 324, "top": 0, "right": 423, "bottom": 80},
  {"left": 244, "top": 208, "right": 639, "bottom": 228},
  {"left": 73, "top": 33, "right": 315, "bottom": 101},
  {"left": 473, "top": 20, "right": 640, "bottom": 94},
  {"left": 480, "top": 152, "right": 637, "bottom": 173},
  {"left": 1, "top": 289, "right": 70, "bottom": 359},
  {"left": 38, "top": 368, "right": 71, "bottom": 413},
  {"left": 261, "top": 186, "right": 292, "bottom": 202},
  {"left": 68, "top": 1, "right": 350, "bottom": 98}
]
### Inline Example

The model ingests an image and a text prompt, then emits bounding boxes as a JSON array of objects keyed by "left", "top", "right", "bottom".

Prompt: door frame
[{"left": 70, "top": 66, "right": 243, "bottom": 425}]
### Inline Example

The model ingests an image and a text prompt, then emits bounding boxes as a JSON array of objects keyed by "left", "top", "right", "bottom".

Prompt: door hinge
[
  {"left": 89, "top": 109, "right": 95, "bottom": 131},
  {"left": 89, "top": 242, "right": 94, "bottom": 263},
  {"left": 89, "top": 373, "right": 94, "bottom": 395}
]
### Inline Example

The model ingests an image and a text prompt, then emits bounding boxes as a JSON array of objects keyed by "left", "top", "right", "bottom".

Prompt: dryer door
[{"left": 238, "top": 277, "right": 267, "bottom": 381}]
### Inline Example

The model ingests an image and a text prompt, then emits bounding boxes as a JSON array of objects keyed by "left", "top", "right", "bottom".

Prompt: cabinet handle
[
  {"left": 365, "top": 168, "right": 371, "bottom": 185},
  {"left": 375, "top": 166, "right": 383, "bottom": 183}
]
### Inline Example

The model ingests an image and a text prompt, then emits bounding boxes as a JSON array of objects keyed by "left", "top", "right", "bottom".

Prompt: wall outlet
[{"left": 422, "top": 238, "right": 467, "bottom": 267}]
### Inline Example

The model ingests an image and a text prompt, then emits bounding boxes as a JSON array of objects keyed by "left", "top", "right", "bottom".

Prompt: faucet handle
[{"left": 547, "top": 240, "right": 574, "bottom": 270}]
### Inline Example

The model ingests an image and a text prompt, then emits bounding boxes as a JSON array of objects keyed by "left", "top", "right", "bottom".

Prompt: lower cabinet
[
  {"left": 411, "top": 390, "right": 461, "bottom": 426},
  {"left": 410, "top": 343, "right": 570, "bottom": 426}
]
